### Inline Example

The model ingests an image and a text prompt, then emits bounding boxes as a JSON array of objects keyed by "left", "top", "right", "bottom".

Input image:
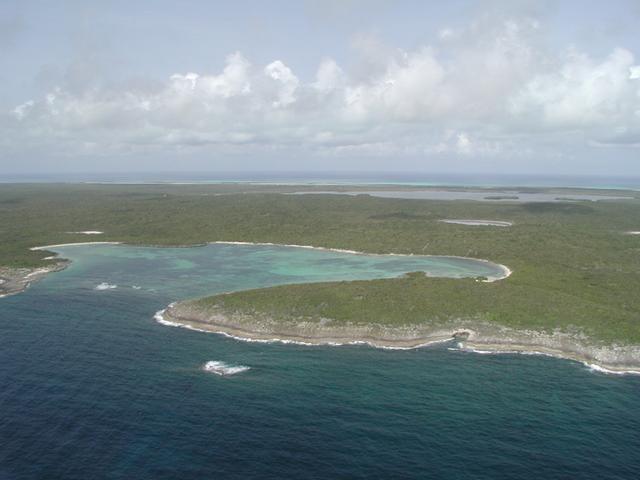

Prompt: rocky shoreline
[
  {"left": 162, "top": 302, "right": 640, "bottom": 375},
  {"left": 0, "top": 262, "right": 68, "bottom": 298}
]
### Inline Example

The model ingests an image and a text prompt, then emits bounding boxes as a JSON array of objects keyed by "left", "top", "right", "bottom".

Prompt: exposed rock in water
[
  {"left": 160, "top": 301, "right": 640, "bottom": 375},
  {"left": 0, "top": 262, "right": 68, "bottom": 298}
]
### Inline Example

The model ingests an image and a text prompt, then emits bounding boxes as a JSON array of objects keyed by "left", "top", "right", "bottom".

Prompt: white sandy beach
[
  {"left": 440, "top": 219, "right": 513, "bottom": 227},
  {"left": 209, "top": 241, "right": 512, "bottom": 281},
  {"left": 27, "top": 240, "right": 511, "bottom": 282},
  {"left": 30, "top": 241, "right": 122, "bottom": 250}
]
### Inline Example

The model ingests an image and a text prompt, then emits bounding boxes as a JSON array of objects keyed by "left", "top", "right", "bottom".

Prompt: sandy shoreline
[
  {"left": 208, "top": 241, "right": 512, "bottom": 282},
  {"left": 0, "top": 238, "right": 511, "bottom": 300},
  {"left": 0, "top": 239, "right": 510, "bottom": 299},
  {"left": 159, "top": 303, "right": 640, "bottom": 375},
  {"left": 23, "top": 239, "right": 512, "bottom": 283},
  {"left": 30, "top": 241, "right": 122, "bottom": 250},
  {"left": 439, "top": 219, "right": 513, "bottom": 227},
  {"left": 0, "top": 242, "right": 125, "bottom": 297}
]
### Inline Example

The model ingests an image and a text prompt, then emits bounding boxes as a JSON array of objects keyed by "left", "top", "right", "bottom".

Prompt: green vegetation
[
  {"left": 484, "top": 195, "right": 520, "bottom": 200},
  {"left": 2, "top": 183, "right": 640, "bottom": 343}
]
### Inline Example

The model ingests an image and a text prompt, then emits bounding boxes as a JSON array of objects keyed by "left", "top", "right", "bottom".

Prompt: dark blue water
[{"left": 1, "top": 245, "right": 639, "bottom": 479}]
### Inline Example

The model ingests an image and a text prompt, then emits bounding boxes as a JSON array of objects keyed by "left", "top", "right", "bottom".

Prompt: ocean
[
  {"left": 2, "top": 172, "right": 640, "bottom": 190},
  {"left": 1, "top": 244, "right": 639, "bottom": 479}
]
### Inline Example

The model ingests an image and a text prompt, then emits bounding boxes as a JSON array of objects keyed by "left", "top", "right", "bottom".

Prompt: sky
[{"left": 1, "top": 0, "right": 640, "bottom": 175}]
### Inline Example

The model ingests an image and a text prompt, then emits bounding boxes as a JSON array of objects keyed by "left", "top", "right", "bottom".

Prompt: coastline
[
  {"left": 208, "top": 241, "right": 512, "bottom": 282},
  {"left": 439, "top": 219, "right": 513, "bottom": 227},
  {"left": 0, "top": 262, "right": 68, "bottom": 298},
  {"left": 5, "top": 240, "right": 638, "bottom": 375},
  {"left": 12, "top": 240, "right": 510, "bottom": 296},
  {"left": 29, "top": 240, "right": 512, "bottom": 282},
  {"left": 0, "top": 242, "right": 123, "bottom": 298},
  {"left": 30, "top": 241, "right": 122, "bottom": 251},
  {"left": 159, "top": 302, "right": 640, "bottom": 375}
]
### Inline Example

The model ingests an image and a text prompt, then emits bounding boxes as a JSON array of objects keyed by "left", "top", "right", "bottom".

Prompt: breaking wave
[{"left": 202, "top": 361, "right": 250, "bottom": 376}]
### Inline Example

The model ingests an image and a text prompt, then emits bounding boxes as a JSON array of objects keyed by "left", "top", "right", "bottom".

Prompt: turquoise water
[
  {"left": 1, "top": 244, "right": 639, "bottom": 479},
  {"left": 44, "top": 243, "right": 505, "bottom": 298},
  {"left": 3, "top": 172, "right": 640, "bottom": 189}
]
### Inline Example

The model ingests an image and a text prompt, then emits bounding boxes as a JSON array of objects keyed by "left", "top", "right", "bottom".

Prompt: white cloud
[
  {"left": 510, "top": 48, "right": 640, "bottom": 129},
  {"left": 13, "top": 100, "right": 33, "bottom": 120},
  {"left": 264, "top": 60, "right": 299, "bottom": 107},
  {"left": 313, "top": 58, "right": 345, "bottom": 92},
  {"left": 6, "top": 16, "right": 640, "bottom": 160},
  {"left": 456, "top": 133, "right": 472, "bottom": 154}
]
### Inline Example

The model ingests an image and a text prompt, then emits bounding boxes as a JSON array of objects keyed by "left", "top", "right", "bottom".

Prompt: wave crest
[{"left": 203, "top": 361, "right": 250, "bottom": 376}]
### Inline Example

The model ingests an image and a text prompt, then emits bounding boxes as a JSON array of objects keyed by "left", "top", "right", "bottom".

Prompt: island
[{"left": 1, "top": 183, "right": 640, "bottom": 373}]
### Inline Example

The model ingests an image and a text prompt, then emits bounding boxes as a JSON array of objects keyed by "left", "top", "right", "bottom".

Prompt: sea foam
[
  {"left": 202, "top": 361, "right": 250, "bottom": 376},
  {"left": 456, "top": 342, "right": 640, "bottom": 376},
  {"left": 586, "top": 363, "right": 640, "bottom": 376},
  {"left": 95, "top": 282, "right": 117, "bottom": 290}
]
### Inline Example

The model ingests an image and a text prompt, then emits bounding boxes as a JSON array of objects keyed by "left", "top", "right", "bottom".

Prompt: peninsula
[{"left": 2, "top": 183, "right": 640, "bottom": 373}]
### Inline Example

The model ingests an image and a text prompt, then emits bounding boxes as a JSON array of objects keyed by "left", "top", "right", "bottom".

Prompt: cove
[
  {"left": 39, "top": 242, "right": 508, "bottom": 301},
  {"left": 2, "top": 243, "right": 640, "bottom": 479}
]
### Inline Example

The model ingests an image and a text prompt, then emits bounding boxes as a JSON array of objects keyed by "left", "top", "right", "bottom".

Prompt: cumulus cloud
[
  {"left": 510, "top": 48, "right": 639, "bottom": 128},
  {"left": 6, "top": 15, "right": 640, "bottom": 160}
]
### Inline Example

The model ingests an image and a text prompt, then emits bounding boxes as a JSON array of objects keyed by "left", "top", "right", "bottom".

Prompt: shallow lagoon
[
  {"left": 1, "top": 244, "right": 639, "bottom": 479},
  {"left": 41, "top": 243, "right": 507, "bottom": 298},
  {"left": 292, "top": 189, "right": 632, "bottom": 202}
]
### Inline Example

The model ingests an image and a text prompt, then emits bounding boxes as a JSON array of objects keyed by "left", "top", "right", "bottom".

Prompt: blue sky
[{"left": 1, "top": 0, "right": 640, "bottom": 174}]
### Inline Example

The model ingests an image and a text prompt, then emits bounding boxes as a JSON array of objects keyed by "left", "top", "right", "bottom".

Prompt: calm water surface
[
  {"left": 291, "top": 190, "right": 633, "bottom": 202},
  {"left": 1, "top": 244, "right": 639, "bottom": 479}
]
